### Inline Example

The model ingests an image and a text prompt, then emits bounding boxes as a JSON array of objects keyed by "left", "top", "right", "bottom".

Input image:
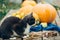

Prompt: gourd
[
  {"left": 22, "top": 0, "right": 36, "bottom": 7},
  {"left": 33, "top": 3, "right": 57, "bottom": 23}
]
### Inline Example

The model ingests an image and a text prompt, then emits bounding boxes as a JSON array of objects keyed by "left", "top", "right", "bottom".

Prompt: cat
[{"left": 0, "top": 13, "right": 35, "bottom": 40}]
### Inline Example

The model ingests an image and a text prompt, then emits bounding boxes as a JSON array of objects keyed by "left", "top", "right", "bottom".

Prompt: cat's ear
[
  {"left": 30, "top": 12, "right": 33, "bottom": 17},
  {"left": 31, "top": 12, "right": 32, "bottom": 15}
]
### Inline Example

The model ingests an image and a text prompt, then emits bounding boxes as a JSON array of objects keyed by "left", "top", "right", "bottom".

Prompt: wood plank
[
  {"left": 55, "top": 11, "right": 60, "bottom": 27},
  {"left": 0, "top": 10, "right": 60, "bottom": 40},
  {"left": 57, "top": 10, "right": 60, "bottom": 18}
]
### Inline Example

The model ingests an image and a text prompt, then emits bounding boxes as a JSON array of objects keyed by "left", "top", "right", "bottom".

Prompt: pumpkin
[
  {"left": 33, "top": 13, "right": 39, "bottom": 21},
  {"left": 33, "top": 3, "right": 57, "bottom": 23},
  {"left": 22, "top": 0, "right": 37, "bottom": 7},
  {"left": 19, "top": 5, "right": 33, "bottom": 15},
  {"left": 12, "top": 12, "right": 25, "bottom": 19},
  {"left": 12, "top": 5, "right": 33, "bottom": 19}
]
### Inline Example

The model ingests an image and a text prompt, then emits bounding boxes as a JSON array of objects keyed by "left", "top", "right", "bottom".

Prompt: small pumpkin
[
  {"left": 33, "top": 3, "right": 57, "bottom": 23},
  {"left": 12, "top": 5, "right": 33, "bottom": 19},
  {"left": 19, "top": 5, "right": 33, "bottom": 15},
  {"left": 12, "top": 11, "right": 25, "bottom": 19},
  {"left": 22, "top": 0, "right": 37, "bottom": 7}
]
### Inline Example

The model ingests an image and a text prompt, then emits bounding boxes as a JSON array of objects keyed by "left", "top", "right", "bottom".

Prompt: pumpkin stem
[
  {"left": 40, "top": 0, "right": 46, "bottom": 4},
  {"left": 41, "top": 22, "right": 47, "bottom": 28}
]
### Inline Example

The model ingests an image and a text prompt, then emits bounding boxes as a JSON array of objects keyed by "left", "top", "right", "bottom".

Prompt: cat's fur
[{"left": 0, "top": 13, "right": 35, "bottom": 40}]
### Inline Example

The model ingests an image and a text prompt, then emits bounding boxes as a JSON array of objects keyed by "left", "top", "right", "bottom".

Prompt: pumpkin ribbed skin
[
  {"left": 19, "top": 5, "right": 33, "bottom": 15},
  {"left": 33, "top": 4, "right": 57, "bottom": 23},
  {"left": 12, "top": 5, "right": 33, "bottom": 19},
  {"left": 22, "top": 0, "right": 36, "bottom": 7}
]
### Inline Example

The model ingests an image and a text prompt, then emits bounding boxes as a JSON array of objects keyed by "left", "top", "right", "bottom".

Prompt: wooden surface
[
  {"left": 0, "top": 10, "right": 60, "bottom": 40},
  {"left": 55, "top": 10, "right": 60, "bottom": 26}
]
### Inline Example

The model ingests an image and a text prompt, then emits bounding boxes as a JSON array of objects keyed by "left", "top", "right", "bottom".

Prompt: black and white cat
[{"left": 0, "top": 13, "right": 35, "bottom": 40}]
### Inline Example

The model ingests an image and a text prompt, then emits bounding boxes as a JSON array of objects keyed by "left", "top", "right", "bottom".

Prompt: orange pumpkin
[
  {"left": 33, "top": 3, "right": 57, "bottom": 23},
  {"left": 22, "top": 0, "right": 37, "bottom": 7},
  {"left": 19, "top": 5, "right": 33, "bottom": 15},
  {"left": 33, "top": 13, "right": 39, "bottom": 21}
]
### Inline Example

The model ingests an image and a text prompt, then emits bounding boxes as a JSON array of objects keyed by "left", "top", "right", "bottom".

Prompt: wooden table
[{"left": 0, "top": 10, "right": 60, "bottom": 40}]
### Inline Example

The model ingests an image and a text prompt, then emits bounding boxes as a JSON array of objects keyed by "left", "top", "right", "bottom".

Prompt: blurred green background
[{"left": 0, "top": 0, "right": 21, "bottom": 21}]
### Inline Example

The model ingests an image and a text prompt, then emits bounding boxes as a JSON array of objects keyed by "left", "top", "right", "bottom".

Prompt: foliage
[{"left": 0, "top": 0, "right": 21, "bottom": 20}]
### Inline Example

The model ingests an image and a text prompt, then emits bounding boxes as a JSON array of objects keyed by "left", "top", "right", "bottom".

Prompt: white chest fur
[
  {"left": 24, "top": 24, "right": 31, "bottom": 34},
  {"left": 11, "top": 24, "right": 31, "bottom": 37},
  {"left": 11, "top": 30, "right": 19, "bottom": 37}
]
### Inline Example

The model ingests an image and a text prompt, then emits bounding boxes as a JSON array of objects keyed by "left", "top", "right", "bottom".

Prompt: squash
[
  {"left": 19, "top": 5, "right": 33, "bottom": 15},
  {"left": 12, "top": 5, "right": 33, "bottom": 19},
  {"left": 33, "top": 3, "right": 57, "bottom": 23},
  {"left": 12, "top": 11, "right": 25, "bottom": 19},
  {"left": 22, "top": 0, "right": 36, "bottom": 7}
]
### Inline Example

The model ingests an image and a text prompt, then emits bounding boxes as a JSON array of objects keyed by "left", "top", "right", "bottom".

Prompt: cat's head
[{"left": 23, "top": 13, "right": 35, "bottom": 25}]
